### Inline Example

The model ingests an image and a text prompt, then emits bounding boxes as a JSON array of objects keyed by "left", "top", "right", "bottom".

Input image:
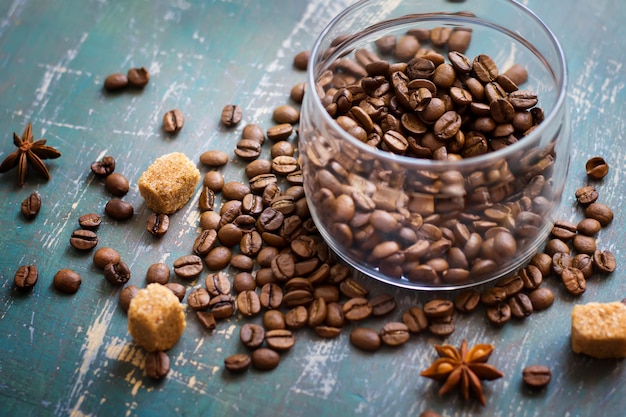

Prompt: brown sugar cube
[
  {"left": 571, "top": 302, "right": 626, "bottom": 359},
  {"left": 138, "top": 152, "right": 200, "bottom": 214},
  {"left": 128, "top": 283, "right": 186, "bottom": 352}
]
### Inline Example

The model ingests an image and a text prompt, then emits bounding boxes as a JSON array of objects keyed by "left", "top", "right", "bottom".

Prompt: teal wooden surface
[{"left": 0, "top": 1, "right": 625, "bottom": 416}]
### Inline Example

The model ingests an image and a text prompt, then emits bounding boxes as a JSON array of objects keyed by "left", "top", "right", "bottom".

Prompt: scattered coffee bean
[
  {"left": 240, "top": 323, "right": 265, "bottom": 349},
  {"left": 200, "top": 150, "right": 229, "bottom": 167},
  {"left": 528, "top": 287, "right": 554, "bottom": 311},
  {"left": 93, "top": 247, "right": 121, "bottom": 269},
  {"left": 350, "top": 327, "right": 381, "bottom": 352},
  {"left": 21, "top": 192, "right": 41, "bottom": 219},
  {"left": 209, "top": 294, "right": 235, "bottom": 319},
  {"left": 486, "top": 303, "right": 511, "bottom": 326},
  {"left": 204, "top": 246, "right": 232, "bottom": 270},
  {"left": 173, "top": 255, "right": 203, "bottom": 279},
  {"left": 145, "top": 351, "right": 170, "bottom": 380},
  {"left": 119, "top": 285, "right": 139, "bottom": 313},
  {"left": 561, "top": 267, "right": 586, "bottom": 295},
  {"left": 104, "top": 261, "right": 131, "bottom": 286},
  {"left": 91, "top": 156, "right": 116, "bottom": 176},
  {"left": 188, "top": 287, "right": 211, "bottom": 311},
  {"left": 203, "top": 171, "right": 225, "bottom": 192},
  {"left": 165, "top": 282, "right": 186, "bottom": 301},
  {"left": 14, "top": 265, "right": 38, "bottom": 289},
  {"left": 454, "top": 289, "right": 480, "bottom": 313},
  {"left": 251, "top": 348, "right": 280, "bottom": 371},
  {"left": 105, "top": 199, "right": 134, "bottom": 220},
  {"left": 265, "top": 329, "right": 295, "bottom": 351},
  {"left": 584, "top": 203, "right": 613, "bottom": 226},
  {"left": 576, "top": 218, "right": 601, "bottom": 236},
  {"left": 78, "top": 213, "right": 102, "bottom": 229},
  {"left": 273, "top": 105, "right": 300, "bottom": 124},
  {"left": 69, "top": 229, "right": 98, "bottom": 251},
  {"left": 585, "top": 156, "right": 608, "bottom": 180},
  {"left": 163, "top": 109, "right": 184, "bottom": 133},
  {"left": 221, "top": 104, "right": 242, "bottom": 127},
  {"left": 237, "top": 290, "right": 261, "bottom": 316},
  {"left": 522, "top": 365, "right": 551, "bottom": 388},
  {"left": 593, "top": 249, "right": 616, "bottom": 273},
  {"left": 293, "top": 51, "right": 309, "bottom": 70},
  {"left": 127, "top": 67, "right": 150, "bottom": 88},
  {"left": 575, "top": 185, "right": 598, "bottom": 205},
  {"left": 196, "top": 311, "right": 217, "bottom": 331},
  {"left": 402, "top": 306, "right": 429, "bottom": 334},
  {"left": 380, "top": 322, "right": 410, "bottom": 347},
  {"left": 146, "top": 213, "right": 169, "bottom": 237},
  {"left": 103, "top": 73, "right": 128, "bottom": 91},
  {"left": 53, "top": 269, "right": 82, "bottom": 294},
  {"left": 224, "top": 353, "right": 251, "bottom": 373},
  {"left": 105, "top": 173, "right": 129, "bottom": 196}
]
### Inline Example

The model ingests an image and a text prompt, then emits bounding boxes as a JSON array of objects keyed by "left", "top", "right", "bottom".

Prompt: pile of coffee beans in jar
[{"left": 299, "top": 24, "right": 563, "bottom": 286}]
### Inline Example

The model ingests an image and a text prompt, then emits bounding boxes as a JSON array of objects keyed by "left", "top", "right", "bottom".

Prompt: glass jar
[{"left": 299, "top": 0, "right": 569, "bottom": 290}]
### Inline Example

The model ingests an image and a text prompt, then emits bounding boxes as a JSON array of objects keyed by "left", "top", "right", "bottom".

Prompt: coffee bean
[
  {"left": 204, "top": 246, "right": 232, "bottom": 270},
  {"left": 551, "top": 220, "right": 577, "bottom": 241},
  {"left": 240, "top": 323, "right": 265, "bottom": 349},
  {"left": 105, "top": 199, "right": 134, "bottom": 220},
  {"left": 519, "top": 265, "right": 543, "bottom": 290},
  {"left": 424, "top": 299, "right": 454, "bottom": 318},
  {"left": 577, "top": 218, "right": 601, "bottom": 236},
  {"left": 285, "top": 306, "right": 308, "bottom": 330},
  {"left": 119, "top": 285, "right": 139, "bottom": 313},
  {"left": 402, "top": 307, "right": 429, "bottom": 334},
  {"left": 105, "top": 173, "right": 129, "bottom": 196},
  {"left": 146, "top": 213, "right": 169, "bottom": 237},
  {"left": 91, "top": 156, "right": 116, "bottom": 176},
  {"left": 571, "top": 254, "right": 594, "bottom": 278},
  {"left": 163, "top": 109, "right": 184, "bottom": 133},
  {"left": 188, "top": 287, "right": 211, "bottom": 311},
  {"left": 14, "top": 265, "right": 38, "bottom": 289},
  {"left": 473, "top": 54, "right": 498, "bottom": 82},
  {"left": 339, "top": 278, "right": 369, "bottom": 298},
  {"left": 241, "top": 123, "right": 266, "bottom": 143},
  {"left": 350, "top": 327, "right": 381, "bottom": 352},
  {"left": 259, "top": 283, "right": 283, "bottom": 309},
  {"left": 552, "top": 252, "right": 572, "bottom": 276},
  {"left": 263, "top": 310, "right": 286, "bottom": 330},
  {"left": 428, "top": 321, "right": 455, "bottom": 337},
  {"left": 593, "top": 249, "right": 616, "bottom": 273},
  {"left": 165, "top": 283, "right": 186, "bottom": 301},
  {"left": 584, "top": 203, "right": 613, "bottom": 226},
  {"left": 127, "top": 67, "right": 150, "bottom": 88},
  {"left": 453, "top": 289, "right": 480, "bottom": 313},
  {"left": 378, "top": 321, "right": 410, "bottom": 348},
  {"left": 237, "top": 290, "right": 261, "bottom": 317},
  {"left": 204, "top": 271, "right": 231, "bottom": 297},
  {"left": 307, "top": 297, "right": 328, "bottom": 327},
  {"left": 145, "top": 351, "right": 170, "bottom": 380},
  {"left": 265, "top": 329, "right": 295, "bottom": 351},
  {"left": 193, "top": 229, "right": 218, "bottom": 257},
  {"left": 196, "top": 312, "right": 217, "bottom": 331},
  {"left": 104, "top": 261, "right": 131, "bottom": 286},
  {"left": 266, "top": 123, "right": 293, "bottom": 142},
  {"left": 529, "top": 252, "right": 552, "bottom": 277},
  {"left": 293, "top": 51, "right": 310, "bottom": 70},
  {"left": 561, "top": 267, "right": 586, "bottom": 295},
  {"left": 21, "top": 192, "right": 41, "bottom": 219},
  {"left": 572, "top": 234, "right": 596, "bottom": 254},
  {"left": 221, "top": 104, "right": 242, "bottom": 127},
  {"left": 486, "top": 302, "right": 511, "bottom": 326},
  {"left": 251, "top": 348, "right": 280, "bottom": 371},
  {"left": 93, "top": 247, "right": 121, "bottom": 269},
  {"left": 53, "top": 269, "right": 82, "bottom": 294},
  {"left": 200, "top": 150, "right": 229, "bottom": 167},
  {"left": 343, "top": 297, "right": 372, "bottom": 321},
  {"left": 575, "top": 185, "right": 598, "bottom": 205},
  {"left": 209, "top": 294, "right": 235, "bottom": 319},
  {"left": 69, "top": 229, "right": 98, "bottom": 251},
  {"left": 217, "top": 223, "right": 244, "bottom": 247},
  {"left": 235, "top": 139, "right": 262, "bottom": 161},
  {"left": 522, "top": 365, "right": 551, "bottom": 388},
  {"left": 245, "top": 159, "right": 272, "bottom": 179},
  {"left": 173, "top": 254, "right": 203, "bottom": 279},
  {"left": 273, "top": 105, "right": 300, "bottom": 125},
  {"left": 203, "top": 170, "right": 224, "bottom": 192},
  {"left": 78, "top": 213, "right": 102, "bottom": 229},
  {"left": 369, "top": 294, "right": 397, "bottom": 316},
  {"left": 222, "top": 181, "right": 250, "bottom": 201},
  {"left": 146, "top": 263, "right": 170, "bottom": 285},
  {"left": 233, "top": 272, "right": 256, "bottom": 292},
  {"left": 508, "top": 293, "right": 533, "bottom": 319},
  {"left": 528, "top": 287, "right": 554, "bottom": 311},
  {"left": 585, "top": 156, "right": 608, "bottom": 180},
  {"left": 224, "top": 353, "right": 251, "bottom": 373},
  {"left": 103, "top": 73, "right": 128, "bottom": 91}
]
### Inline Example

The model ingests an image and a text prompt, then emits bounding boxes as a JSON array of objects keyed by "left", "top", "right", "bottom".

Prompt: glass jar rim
[{"left": 306, "top": 0, "right": 568, "bottom": 170}]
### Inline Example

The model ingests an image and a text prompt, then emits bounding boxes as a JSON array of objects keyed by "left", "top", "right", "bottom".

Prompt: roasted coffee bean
[
  {"left": 104, "top": 261, "right": 131, "bottom": 286},
  {"left": 584, "top": 203, "right": 613, "bottom": 226},
  {"left": 165, "top": 283, "right": 186, "bottom": 301},
  {"left": 78, "top": 213, "right": 102, "bottom": 229},
  {"left": 402, "top": 307, "right": 429, "bottom": 334},
  {"left": 198, "top": 186, "right": 215, "bottom": 212},
  {"left": 119, "top": 285, "right": 139, "bottom": 313},
  {"left": 325, "top": 302, "right": 345, "bottom": 328},
  {"left": 574, "top": 185, "right": 598, "bottom": 205},
  {"left": 528, "top": 287, "right": 554, "bottom": 311},
  {"left": 209, "top": 294, "right": 235, "bottom": 319},
  {"left": 221, "top": 104, "right": 242, "bottom": 127},
  {"left": 266, "top": 123, "right": 293, "bottom": 141},
  {"left": 495, "top": 275, "right": 524, "bottom": 297},
  {"left": 307, "top": 297, "right": 328, "bottom": 327},
  {"left": 339, "top": 278, "right": 369, "bottom": 298},
  {"left": 572, "top": 234, "right": 596, "bottom": 255},
  {"left": 577, "top": 218, "right": 601, "bottom": 236},
  {"left": 222, "top": 181, "right": 250, "bottom": 201},
  {"left": 163, "top": 109, "right": 184, "bottom": 133},
  {"left": 552, "top": 252, "right": 572, "bottom": 276},
  {"left": 255, "top": 268, "right": 276, "bottom": 287},
  {"left": 350, "top": 327, "right": 381, "bottom": 352},
  {"left": 218, "top": 223, "right": 244, "bottom": 247},
  {"left": 343, "top": 297, "right": 372, "bottom": 321},
  {"left": 272, "top": 156, "right": 299, "bottom": 176},
  {"left": 200, "top": 150, "right": 229, "bottom": 167},
  {"left": 585, "top": 156, "right": 608, "bottom": 180},
  {"left": 273, "top": 105, "right": 300, "bottom": 124},
  {"left": 235, "top": 139, "right": 262, "bottom": 160},
  {"left": 103, "top": 73, "right": 128, "bottom": 90},
  {"left": 231, "top": 254, "right": 254, "bottom": 271},
  {"left": 203, "top": 170, "right": 224, "bottom": 192},
  {"left": 146, "top": 213, "right": 169, "bottom": 237},
  {"left": 127, "top": 67, "right": 150, "bottom": 87},
  {"left": 530, "top": 252, "right": 552, "bottom": 277},
  {"left": 508, "top": 89, "right": 538, "bottom": 109},
  {"left": 237, "top": 290, "right": 261, "bottom": 316},
  {"left": 260, "top": 283, "right": 283, "bottom": 309},
  {"left": 146, "top": 262, "right": 170, "bottom": 284},
  {"left": 241, "top": 231, "right": 264, "bottom": 258},
  {"left": 193, "top": 229, "right": 218, "bottom": 256},
  {"left": 105, "top": 199, "right": 134, "bottom": 220},
  {"left": 69, "top": 229, "right": 98, "bottom": 251},
  {"left": 486, "top": 302, "right": 511, "bottom": 326},
  {"left": 453, "top": 289, "right": 480, "bottom": 313},
  {"left": 240, "top": 323, "right": 265, "bottom": 349},
  {"left": 21, "top": 192, "right": 41, "bottom": 219},
  {"left": 173, "top": 254, "right": 203, "bottom": 279},
  {"left": 571, "top": 254, "right": 594, "bottom": 278},
  {"left": 519, "top": 265, "right": 543, "bottom": 290},
  {"left": 53, "top": 269, "right": 81, "bottom": 294},
  {"left": 91, "top": 156, "right": 116, "bottom": 176},
  {"left": 544, "top": 238, "right": 570, "bottom": 257},
  {"left": 472, "top": 54, "right": 498, "bottom": 82},
  {"left": 380, "top": 322, "right": 410, "bottom": 347},
  {"left": 285, "top": 306, "right": 308, "bottom": 330},
  {"left": 105, "top": 173, "right": 129, "bottom": 196},
  {"left": 271, "top": 253, "right": 295, "bottom": 281},
  {"left": 422, "top": 299, "right": 454, "bottom": 319},
  {"left": 522, "top": 365, "right": 552, "bottom": 388},
  {"left": 263, "top": 310, "right": 286, "bottom": 330},
  {"left": 188, "top": 287, "right": 211, "bottom": 310},
  {"left": 369, "top": 294, "right": 397, "bottom": 316},
  {"left": 315, "top": 326, "right": 342, "bottom": 338},
  {"left": 551, "top": 220, "right": 577, "bottom": 241},
  {"left": 145, "top": 351, "right": 170, "bottom": 380},
  {"left": 233, "top": 272, "right": 256, "bottom": 293},
  {"left": 242, "top": 123, "right": 266, "bottom": 143},
  {"left": 561, "top": 267, "right": 586, "bottom": 295},
  {"left": 271, "top": 141, "right": 295, "bottom": 158},
  {"left": 265, "top": 329, "right": 295, "bottom": 351},
  {"left": 428, "top": 321, "right": 455, "bottom": 337},
  {"left": 14, "top": 265, "right": 38, "bottom": 289},
  {"left": 508, "top": 293, "right": 533, "bottom": 319},
  {"left": 224, "top": 353, "right": 251, "bottom": 373},
  {"left": 283, "top": 289, "right": 314, "bottom": 307},
  {"left": 93, "top": 247, "right": 121, "bottom": 269},
  {"left": 245, "top": 159, "right": 272, "bottom": 179},
  {"left": 593, "top": 249, "right": 616, "bottom": 273},
  {"left": 196, "top": 311, "right": 217, "bottom": 331},
  {"left": 204, "top": 246, "right": 232, "bottom": 270},
  {"left": 251, "top": 348, "right": 280, "bottom": 371}
]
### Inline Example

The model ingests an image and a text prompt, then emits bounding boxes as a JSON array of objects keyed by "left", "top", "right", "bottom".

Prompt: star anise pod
[
  {"left": 420, "top": 339, "right": 504, "bottom": 406},
  {"left": 0, "top": 123, "right": 61, "bottom": 186}
]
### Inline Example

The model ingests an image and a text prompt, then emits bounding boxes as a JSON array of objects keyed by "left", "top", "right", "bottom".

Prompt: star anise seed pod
[
  {"left": 421, "top": 339, "right": 504, "bottom": 406},
  {"left": 0, "top": 123, "right": 61, "bottom": 186}
]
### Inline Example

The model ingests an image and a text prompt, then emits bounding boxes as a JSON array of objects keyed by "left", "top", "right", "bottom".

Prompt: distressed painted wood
[{"left": 0, "top": 0, "right": 625, "bottom": 416}]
